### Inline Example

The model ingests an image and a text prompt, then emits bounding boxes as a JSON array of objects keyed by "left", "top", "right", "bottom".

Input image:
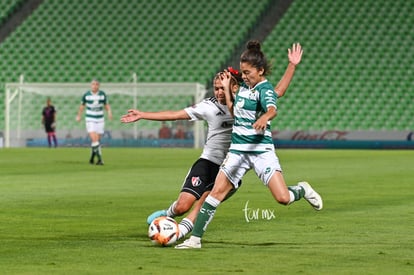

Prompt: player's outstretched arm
[
  {"left": 274, "top": 43, "right": 303, "bottom": 98},
  {"left": 120, "top": 109, "right": 190, "bottom": 123}
]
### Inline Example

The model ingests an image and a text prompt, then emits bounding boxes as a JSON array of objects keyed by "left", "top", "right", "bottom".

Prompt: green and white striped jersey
[
  {"left": 229, "top": 80, "right": 276, "bottom": 154},
  {"left": 81, "top": 90, "right": 108, "bottom": 122}
]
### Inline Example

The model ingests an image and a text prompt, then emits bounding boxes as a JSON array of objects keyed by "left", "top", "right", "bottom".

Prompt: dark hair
[{"left": 240, "top": 40, "right": 271, "bottom": 76}]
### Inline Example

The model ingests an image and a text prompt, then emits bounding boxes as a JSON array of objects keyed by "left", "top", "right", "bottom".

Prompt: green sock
[
  {"left": 192, "top": 201, "right": 217, "bottom": 238},
  {"left": 93, "top": 145, "right": 102, "bottom": 161},
  {"left": 288, "top": 185, "right": 305, "bottom": 201},
  {"left": 90, "top": 148, "right": 95, "bottom": 161}
]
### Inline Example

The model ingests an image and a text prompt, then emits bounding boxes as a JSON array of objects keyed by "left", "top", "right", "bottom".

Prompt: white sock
[
  {"left": 166, "top": 201, "right": 177, "bottom": 217},
  {"left": 205, "top": 195, "right": 221, "bottom": 207},
  {"left": 178, "top": 218, "right": 193, "bottom": 239},
  {"left": 288, "top": 190, "right": 295, "bottom": 204}
]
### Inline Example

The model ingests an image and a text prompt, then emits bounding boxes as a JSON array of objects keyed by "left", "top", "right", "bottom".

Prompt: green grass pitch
[{"left": 0, "top": 148, "right": 413, "bottom": 274}]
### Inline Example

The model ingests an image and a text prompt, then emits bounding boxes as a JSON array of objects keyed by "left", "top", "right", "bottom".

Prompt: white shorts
[
  {"left": 86, "top": 121, "right": 105, "bottom": 134},
  {"left": 220, "top": 151, "right": 282, "bottom": 188}
]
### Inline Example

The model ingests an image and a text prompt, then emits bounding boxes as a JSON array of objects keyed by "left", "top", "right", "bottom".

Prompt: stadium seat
[{"left": 0, "top": 0, "right": 413, "bottom": 133}]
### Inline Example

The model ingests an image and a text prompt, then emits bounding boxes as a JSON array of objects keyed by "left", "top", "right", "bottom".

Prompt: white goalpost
[{"left": 4, "top": 75, "right": 207, "bottom": 148}]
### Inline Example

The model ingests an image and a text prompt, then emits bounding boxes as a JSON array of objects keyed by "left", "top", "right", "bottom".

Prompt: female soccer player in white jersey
[
  {"left": 175, "top": 41, "right": 322, "bottom": 249},
  {"left": 121, "top": 43, "right": 304, "bottom": 240},
  {"left": 121, "top": 72, "right": 240, "bottom": 238},
  {"left": 76, "top": 79, "right": 113, "bottom": 165}
]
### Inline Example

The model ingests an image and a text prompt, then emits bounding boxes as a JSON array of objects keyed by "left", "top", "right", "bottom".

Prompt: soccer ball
[{"left": 148, "top": 216, "right": 179, "bottom": 246}]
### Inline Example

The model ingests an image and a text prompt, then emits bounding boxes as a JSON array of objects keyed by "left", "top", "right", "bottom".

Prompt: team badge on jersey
[
  {"left": 236, "top": 98, "right": 245, "bottom": 109},
  {"left": 191, "top": 176, "right": 202, "bottom": 187}
]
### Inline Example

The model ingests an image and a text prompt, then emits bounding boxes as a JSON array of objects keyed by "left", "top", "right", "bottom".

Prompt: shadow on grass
[{"left": 205, "top": 240, "right": 298, "bottom": 247}]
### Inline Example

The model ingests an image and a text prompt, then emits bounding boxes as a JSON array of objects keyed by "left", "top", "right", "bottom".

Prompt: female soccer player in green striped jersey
[
  {"left": 176, "top": 41, "right": 322, "bottom": 249},
  {"left": 76, "top": 79, "right": 113, "bottom": 165}
]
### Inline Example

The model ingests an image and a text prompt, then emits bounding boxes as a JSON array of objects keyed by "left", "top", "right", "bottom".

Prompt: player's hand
[
  {"left": 218, "top": 70, "right": 233, "bottom": 100},
  {"left": 120, "top": 109, "right": 142, "bottom": 123},
  {"left": 76, "top": 115, "right": 81, "bottom": 122},
  {"left": 288, "top": 43, "right": 303, "bottom": 66},
  {"left": 219, "top": 70, "right": 231, "bottom": 87},
  {"left": 252, "top": 116, "right": 268, "bottom": 133}
]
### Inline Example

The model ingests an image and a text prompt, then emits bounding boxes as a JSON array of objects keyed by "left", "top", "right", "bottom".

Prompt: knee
[{"left": 275, "top": 193, "right": 291, "bottom": 205}]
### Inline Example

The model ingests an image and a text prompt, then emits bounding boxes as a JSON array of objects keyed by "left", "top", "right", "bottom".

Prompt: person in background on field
[
  {"left": 174, "top": 123, "right": 186, "bottom": 139},
  {"left": 76, "top": 79, "right": 112, "bottom": 165},
  {"left": 159, "top": 122, "right": 172, "bottom": 139},
  {"left": 120, "top": 43, "right": 304, "bottom": 241},
  {"left": 175, "top": 41, "right": 322, "bottom": 249},
  {"left": 42, "top": 98, "right": 58, "bottom": 148}
]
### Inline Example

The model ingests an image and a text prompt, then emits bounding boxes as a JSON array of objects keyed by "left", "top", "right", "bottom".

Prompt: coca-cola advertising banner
[
  {"left": 272, "top": 130, "right": 413, "bottom": 141},
  {"left": 271, "top": 130, "right": 414, "bottom": 149}
]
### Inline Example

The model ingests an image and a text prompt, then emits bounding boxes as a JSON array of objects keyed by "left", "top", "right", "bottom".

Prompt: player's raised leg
[{"left": 298, "top": 181, "right": 323, "bottom": 210}]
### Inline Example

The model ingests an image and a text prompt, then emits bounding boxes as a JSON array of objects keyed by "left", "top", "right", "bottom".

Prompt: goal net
[{"left": 4, "top": 78, "right": 207, "bottom": 148}]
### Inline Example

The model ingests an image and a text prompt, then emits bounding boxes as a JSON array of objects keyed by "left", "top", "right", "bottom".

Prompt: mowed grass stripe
[{"left": 0, "top": 148, "right": 412, "bottom": 274}]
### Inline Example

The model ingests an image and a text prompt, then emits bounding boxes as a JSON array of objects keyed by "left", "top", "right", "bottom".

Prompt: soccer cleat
[
  {"left": 298, "top": 181, "right": 323, "bottom": 211},
  {"left": 146, "top": 210, "right": 167, "bottom": 225},
  {"left": 96, "top": 160, "right": 104, "bottom": 165},
  {"left": 174, "top": 238, "right": 201, "bottom": 249}
]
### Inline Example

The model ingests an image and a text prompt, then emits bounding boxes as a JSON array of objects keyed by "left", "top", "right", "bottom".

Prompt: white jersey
[{"left": 184, "top": 97, "right": 234, "bottom": 165}]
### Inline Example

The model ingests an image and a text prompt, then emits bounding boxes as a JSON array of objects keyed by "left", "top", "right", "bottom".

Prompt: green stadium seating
[
  {"left": 0, "top": 0, "right": 413, "bottom": 133},
  {"left": 0, "top": 0, "right": 24, "bottom": 24},
  {"left": 1, "top": 0, "right": 274, "bottom": 130},
  {"left": 5, "top": 0, "right": 266, "bottom": 83},
  {"left": 265, "top": 0, "right": 414, "bottom": 131}
]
